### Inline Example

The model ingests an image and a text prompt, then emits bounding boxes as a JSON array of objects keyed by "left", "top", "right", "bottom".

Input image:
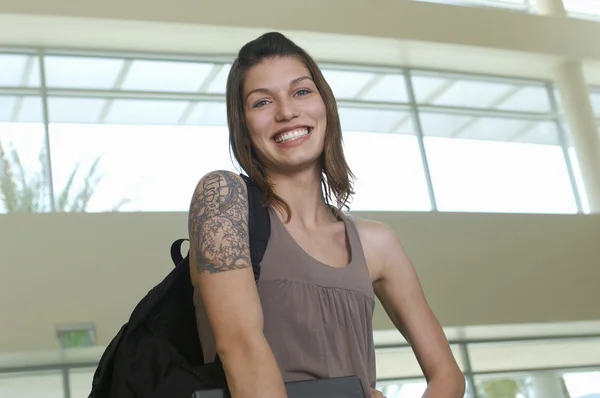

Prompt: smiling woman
[{"left": 188, "top": 32, "right": 465, "bottom": 398}]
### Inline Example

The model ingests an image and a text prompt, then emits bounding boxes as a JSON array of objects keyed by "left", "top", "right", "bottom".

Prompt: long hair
[{"left": 226, "top": 32, "right": 355, "bottom": 222}]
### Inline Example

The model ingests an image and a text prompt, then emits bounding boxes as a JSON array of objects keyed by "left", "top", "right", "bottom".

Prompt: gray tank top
[{"left": 193, "top": 207, "right": 376, "bottom": 396}]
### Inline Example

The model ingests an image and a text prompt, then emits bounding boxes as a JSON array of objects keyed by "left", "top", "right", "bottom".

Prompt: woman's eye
[
  {"left": 295, "top": 89, "right": 311, "bottom": 96},
  {"left": 253, "top": 100, "right": 269, "bottom": 108}
]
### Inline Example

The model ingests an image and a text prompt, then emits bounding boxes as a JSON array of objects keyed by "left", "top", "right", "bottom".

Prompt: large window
[
  {"left": 323, "top": 67, "right": 432, "bottom": 211},
  {"left": 0, "top": 49, "right": 585, "bottom": 214},
  {"left": 413, "top": 71, "right": 579, "bottom": 213},
  {"left": 0, "top": 334, "right": 598, "bottom": 398}
]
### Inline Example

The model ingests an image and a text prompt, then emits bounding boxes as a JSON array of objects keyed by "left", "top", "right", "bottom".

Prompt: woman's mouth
[{"left": 273, "top": 127, "right": 312, "bottom": 144}]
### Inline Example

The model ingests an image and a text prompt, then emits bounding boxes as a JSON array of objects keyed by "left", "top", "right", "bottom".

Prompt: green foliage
[
  {"left": 0, "top": 141, "right": 128, "bottom": 213},
  {"left": 477, "top": 378, "right": 530, "bottom": 398}
]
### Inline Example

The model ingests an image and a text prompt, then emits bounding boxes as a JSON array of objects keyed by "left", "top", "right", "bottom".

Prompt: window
[
  {"left": 467, "top": 338, "right": 600, "bottom": 373},
  {"left": 590, "top": 88, "right": 600, "bottom": 122},
  {"left": 474, "top": 374, "right": 531, "bottom": 398},
  {"left": 0, "top": 53, "right": 40, "bottom": 87},
  {"left": 69, "top": 367, "right": 96, "bottom": 398},
  {"left": 0, "top": 370, "right": 64, "bottom": 398},
  {"left": 0, "top": 95, "right": 50, "bottom": 214},
  {"left": 376, "top": 344, "right": 465, "bottom": 380},
  {"left": 413, "top": 0, "right": 530, "bottom": 12},
  {"left": 0, "top": 52, "right": 51, "bottom": 214},
  {"left": 563, "top": 370, "right": 600, "bottom": 397},
  {"left": 563, "top": 0, "right": 600, "bottom": 19},
  {"left": 43, "top": 54, "right": 236, "bottom": 212},
  {"left": 48, "top": 105, "right": 233, "bottom": 212},
  {"left": 0, "top": 49, "right": 585, "bottom": 214},
  {"left": 305, "top": 67, "right": 432, "bottom": 211},
  {"left": 377, "top": 378, "right": 428, "bottom": 398},
  {"left": 413, "top": 72, "right": 579, "bottom": 213}
]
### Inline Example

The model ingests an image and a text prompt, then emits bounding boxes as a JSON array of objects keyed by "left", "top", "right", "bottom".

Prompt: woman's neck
[{"left": 266, "top": 167, "right": 335, "bottom": 228}]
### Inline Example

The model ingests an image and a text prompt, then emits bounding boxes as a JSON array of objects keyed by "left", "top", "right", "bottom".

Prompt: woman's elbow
[
  {"left": 426, "top": 367, "right": 465, "bottom": 398},
  {"left": 438, "top": 368, "right": 466, "bottom": 397}
]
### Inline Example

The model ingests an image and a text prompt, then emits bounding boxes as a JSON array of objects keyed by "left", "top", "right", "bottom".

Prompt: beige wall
[
  {"left": 1, "top": 211, "right": 598, "bottom": 352},
  {"left": 2, "top": 0, "right": 600, "bottom": 83},
  {"left": 2, "top": 0, "right": 600, "bottom": 59}
]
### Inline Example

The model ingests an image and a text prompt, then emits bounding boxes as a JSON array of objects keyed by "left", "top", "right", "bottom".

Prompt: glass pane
[
  {"left": 339, "top": 107, "right": 413, "bottom": 134},
  {"left": 361, "top": 73, "right": 408, "bottom": 103},
  {"left": 420, "top": 112, "right": 577, "bottom": 213},
  {"left": 0, "top": 54, "right": 40, "bottom": 87},
  {"left": 469, "top": 338, "right": 600, "bottom": 373},
  {"left": 496, "top": 86, "right": 552, "bottom": 113},
  {"left": 340, "top": 108, "right": 431, "bottom": 211},
  {"left": 376, "top": 345, "right": 464, "bottom": 380},
  {"left": 415, "top": 0, "right": 528, "bottom": 10},
  {"left": 377, "top": 379, "right": 428, "bottom": 398},
  {"left": 49, "top": 97, "right": 106, "bottom": 123},
  {"left": 563, "top": 370, "right": 600, "bottom": 398},
  {"left": 69, "top": 367, "right": 95, "bottom": 398},
  {"left": 589, "top": 90, "right": 600, "bottom": 118},
  {"left": 183, "top": 101, "right": 227, "bottom": 126},
  {"left": 205, "top": 63, "right": 231, "bottom": 94},
  {"left": 377, "top": 378, "right": 472, "bottom": 398},
  {"left": 323, "top": 69, "right": 409, "bottom": 102},
  {"left": 474, "top": 374, "right": 531, "bottom": 398},
  {"left": 120, "top": 60, "right": 215, "bottom": 92},
  {"left": 413, "top": 74, "right": 550, "bottom": 113},
  {"left": 0, "top": 96, "right": 51, "bottom": 213},
  {"left": 0, "top": 370, "right": 64, "bottom": 398},
  {"left": 568, "top": 146, "right": 591, "bottom": 214},
  {"left": 0, "top": 95, "right": 44, "bottom": 123},
  {"left": 564, "top": 0, "right": 600, "bottom": 17},
  {"left": 45, "top": 55, "right": 126, "bottom": 89},
  {"left": 49, "top": 123, "right": 236, "bottom": 212},
  {"left": 104, "top": 99, "right": 189, "bottom": 125}
]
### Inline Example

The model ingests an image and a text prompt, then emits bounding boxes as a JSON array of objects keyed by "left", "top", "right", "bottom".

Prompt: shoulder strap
[
  {"left": 241, "top": 173, "right": 270, "bottom": 281},
  {"left": 171, "top": 173, "right": 270, "bottom": 282}
]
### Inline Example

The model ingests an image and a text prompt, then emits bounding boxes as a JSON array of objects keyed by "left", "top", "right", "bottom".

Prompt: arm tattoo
[{"left": 188, "top": 171, "right": 251, "bottom": 274}]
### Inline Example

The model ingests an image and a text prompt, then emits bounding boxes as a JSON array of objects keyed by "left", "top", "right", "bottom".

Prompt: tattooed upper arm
[{"left": 188, "top": 170, "right": 251, "bottom": 274}]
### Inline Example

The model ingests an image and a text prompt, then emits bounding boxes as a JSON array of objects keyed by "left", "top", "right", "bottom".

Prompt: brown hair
[{"left": 226, "top": 32, "right": 355, "bottom": 222}]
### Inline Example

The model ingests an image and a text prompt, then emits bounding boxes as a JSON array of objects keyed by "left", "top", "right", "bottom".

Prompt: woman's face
[{"left": 243, "top": 56, "right": 327, "bottom": 174}]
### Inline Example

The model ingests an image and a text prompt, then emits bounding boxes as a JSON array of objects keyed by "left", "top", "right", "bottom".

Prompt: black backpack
[{"left": 89, "top": 174, "right": 271, "bottom": 398}]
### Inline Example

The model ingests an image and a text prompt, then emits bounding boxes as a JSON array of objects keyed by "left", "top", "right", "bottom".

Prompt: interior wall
[
  {"left": 2, "top": 0, "right": 600, "bottom": 60},
  {"left": 1, "top": 211, "right": 598, "bottom": 352},
  {"left": 2, "top": 0, "right": 600, "bottom": 84}
]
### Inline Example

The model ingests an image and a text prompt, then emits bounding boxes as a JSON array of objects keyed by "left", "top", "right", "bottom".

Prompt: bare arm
[
  {"left": 358, "top": 219, "right": 465, "bottom": 398},
  {"left": 189, "top": 170, "right": 287, "bottom": 398}
]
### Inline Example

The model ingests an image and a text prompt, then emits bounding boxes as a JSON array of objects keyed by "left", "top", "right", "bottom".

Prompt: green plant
[
  {"left": 0, "top": 141, "right": 129, "bottom": 213},
  {"left": 477, "top": 378, "right": 531, "bottom": 398}
]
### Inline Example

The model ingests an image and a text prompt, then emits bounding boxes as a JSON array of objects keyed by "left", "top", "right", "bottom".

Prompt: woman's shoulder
[
  {"left": 351, "top": 216, "right": 405, "bottom": 277},
  {"left": 193, "top": 170, "right": 247, "bottom": 191},
  {"left": 188, "top": 170, "right": 249, "bottom": 215},
  {"left": 352, "top": 216, "right": 398, "bottom": 247}
]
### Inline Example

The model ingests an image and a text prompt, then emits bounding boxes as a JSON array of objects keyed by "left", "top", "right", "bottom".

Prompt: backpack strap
[
  {"left": 241, "top": 174, "right": 270, "bottom": 281},
  {"left": 171, "top": 174, "right": 270, "bottom": 282},
  {"left": 171, "top": 238, "right": 188, "bottom": 266}
]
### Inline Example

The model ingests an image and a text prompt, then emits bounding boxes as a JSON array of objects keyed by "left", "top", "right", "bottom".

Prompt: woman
[{"left": 188, "top": 32, "right": 465, "bottom": 398}]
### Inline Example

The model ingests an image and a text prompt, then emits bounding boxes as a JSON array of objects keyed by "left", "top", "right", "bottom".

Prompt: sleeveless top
[{"left": 193, "top": 207, "right": 376, "bottom": 397}]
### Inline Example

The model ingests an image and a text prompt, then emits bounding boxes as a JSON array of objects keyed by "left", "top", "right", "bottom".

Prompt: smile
[{"left": 273, "top": 127, "right": 312, "bottom": 144}]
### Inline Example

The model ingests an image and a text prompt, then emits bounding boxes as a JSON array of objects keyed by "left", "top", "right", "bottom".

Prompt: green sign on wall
[{"left": 56, "top": 323, "right": 96, "bottom": 349}]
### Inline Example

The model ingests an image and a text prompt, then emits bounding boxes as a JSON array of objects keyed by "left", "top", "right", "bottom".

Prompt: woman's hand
[{"left": 370, "top": 387, "right": 387, "bottom": 398}]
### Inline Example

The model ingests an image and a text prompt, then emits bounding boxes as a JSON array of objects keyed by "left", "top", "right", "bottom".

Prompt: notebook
[{"left": 191, "top": 375, "right": 366, "bottom": 398}]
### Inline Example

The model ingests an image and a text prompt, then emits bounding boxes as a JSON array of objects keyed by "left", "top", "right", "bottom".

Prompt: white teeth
[{"left": 274, "top": 128, "right": 310, "bottom": 144}]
